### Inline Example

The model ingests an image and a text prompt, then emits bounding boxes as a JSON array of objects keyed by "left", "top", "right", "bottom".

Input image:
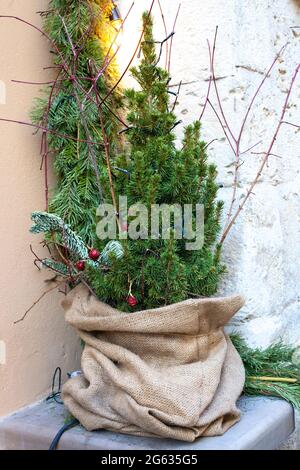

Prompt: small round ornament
[
  {"left": 127, "top": 294, "right": 137, "bottom": 307},
  {"left": 88, "top": 248, "right": 100, "bottom": 261},
  {"left": 75, "top": 260, "right": 85, "bottom": 271}
]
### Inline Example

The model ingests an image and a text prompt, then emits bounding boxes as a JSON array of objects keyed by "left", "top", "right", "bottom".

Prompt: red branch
[
  {"left": 167, "top": 3, "right": 181, "bottom": 74},
  {"left": 157, "top": 0, "right": 169, "bottom": 69}
]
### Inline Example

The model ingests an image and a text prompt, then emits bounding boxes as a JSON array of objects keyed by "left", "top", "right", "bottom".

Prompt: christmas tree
[{"left": 86, "top": 13, "right": 225, "bottom": 311}]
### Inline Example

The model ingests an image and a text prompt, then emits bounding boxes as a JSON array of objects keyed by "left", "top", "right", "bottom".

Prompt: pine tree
[
  {"left": 87, "top": 13, "right": 225, "bottom": 310},
  {"left": 31, "top": 0, "right": 121, "bottom": 246}
]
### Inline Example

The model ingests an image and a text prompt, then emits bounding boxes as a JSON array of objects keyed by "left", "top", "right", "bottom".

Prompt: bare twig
[
  {"left": 251, "top": 152, "right": 283, "bottom": 159},
  {"left": 158, "top": 0, "right": 169, "bottom": 69},
  {"left": 171, "top": 80, "right": 182, "bottom": 112},
  {"left": 198, "top": 29, "right": 217, "bottom": 122},
  {"left": 203, "top": 138, "right": 218, "bottom": 151},
  {"left": 14, "top": 282, "right": 64, "bottom": 324},
  {"left": 0, "top": 118, "right": 101, "bottom": 145},
  {"left": 240, "top": 140, "right": 262, "bottom": 156},
  {"left": 167, "top": 3, "right": 181, "bottom": 74},
  {"left": 281, "top": 121, "right": 300, "bottom": 129}
]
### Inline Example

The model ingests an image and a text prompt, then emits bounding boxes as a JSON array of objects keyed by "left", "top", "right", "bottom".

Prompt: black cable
[
  {"left": 48, "top": 418, "right": 79, "bottom": 450},
  {"left": 46, "top": 366, "right": 63, "bottom": 405}
]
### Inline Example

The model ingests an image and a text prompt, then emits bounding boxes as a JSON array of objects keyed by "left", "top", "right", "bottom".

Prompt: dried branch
[
  {"left": 0, "top": 117, "right": 101, "bottom": 145},
  {"left": 281, "top": 121, "right": 300, "bottom": 129},
  {"left": 167, "top": 3, "right": 181, "bottom": 74},
  {"left": 171, "top": 80, "right": 182, "bottom": 112},
  {"left": 14, "top": 282, "right": 65, "bottom": 324},
  {"left": 158, "top": 0, "right": 169, "bottom": 69},
  {"left": 220, "top": 63, "right": 300, "bottom": 244}
]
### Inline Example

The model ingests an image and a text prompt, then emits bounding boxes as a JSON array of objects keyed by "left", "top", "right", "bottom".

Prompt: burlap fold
[{"left": 62, "top": 285, "right": 245, "bottom": 442}]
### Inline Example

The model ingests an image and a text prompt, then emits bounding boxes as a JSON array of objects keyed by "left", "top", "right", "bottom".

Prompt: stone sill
[{"left": 0, "top": 396, "right": 295, "bottom": 450}]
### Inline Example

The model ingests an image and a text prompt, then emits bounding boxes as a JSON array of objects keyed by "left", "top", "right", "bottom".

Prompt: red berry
[
  {"left": 127, "top": 295, "right": 137, "bottom": 307},
  {"left": 75, "top": 260, "right": 85, "bottom": 271},
  {"left": 89, "top": 248, "right": 100, "bottom": 261}
]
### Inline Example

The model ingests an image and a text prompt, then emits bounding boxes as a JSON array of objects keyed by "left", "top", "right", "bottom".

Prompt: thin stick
[
  {"left": 207, "top": 99, "right": 236, "bottom": 155},
  {"left": 240, "top": 140, "right": 262, "bottom": 156},
  {"left": 210, "top": 27, "right": 236, "bottom": 145},
  {"left": 203, "top": 138, "right": 218, "bottom": 151},
  {"left": 198, "top": 36, "right": 215, "bottom": 122},
  {"left": 281, "top": 121, "right": 300, "bottom": 129},
  {"left": 14, "top": 281, "right": 65, "bottom": 324},
  {"left": 167, "top": 3, "right": 181, "bottom": 73},
  {"left": 158, "top": 0, "right": 169, "bottom": 69},
  {"left": 12, "top": 79, "right": 61, "bottom": 85},
  {"left": 0, "top": 118, "right": 101, "bottom": 145},
  {"left": 171, "top": 80, "right": 182, "bottom": 112},
  {"left": 237, "top": 43, "right": 288, "bottom": 144},
  {"left": 249, "top": 376, "right": 298, "bottom": 384}
]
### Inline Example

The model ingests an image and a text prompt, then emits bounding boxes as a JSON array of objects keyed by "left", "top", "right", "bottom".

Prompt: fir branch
[{"left": 231, "top": 335, "right": 300, "bottom": 410}]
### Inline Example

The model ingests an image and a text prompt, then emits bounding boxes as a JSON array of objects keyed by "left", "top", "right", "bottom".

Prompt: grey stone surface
[{"left": 0, "top": 396, "right": 295, "bottom": 450}]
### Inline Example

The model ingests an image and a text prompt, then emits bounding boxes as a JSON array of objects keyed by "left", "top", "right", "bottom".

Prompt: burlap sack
[{"left": 62, "top": 285, "right": 245, "bottom": 442}]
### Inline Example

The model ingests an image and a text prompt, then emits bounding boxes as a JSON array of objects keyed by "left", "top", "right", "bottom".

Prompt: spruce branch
[{"left": 231, "top": 335, "right": 300, "bottom": 410}]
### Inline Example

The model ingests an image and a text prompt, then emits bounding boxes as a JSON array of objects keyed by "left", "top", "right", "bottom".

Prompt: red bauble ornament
[
  {"left": 127, "top": 294, "right": 137, "bottom": 307},
  {"left": 75, "top": 260, "right": 85, "bottom": 271},
  {"left": 89, "top": 248, "right": 100, "bottom": 261}
]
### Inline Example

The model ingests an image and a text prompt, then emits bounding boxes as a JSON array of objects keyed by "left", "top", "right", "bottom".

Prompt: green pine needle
[{"left": 231, "top": 335, "right": 300, "bottom": 410}]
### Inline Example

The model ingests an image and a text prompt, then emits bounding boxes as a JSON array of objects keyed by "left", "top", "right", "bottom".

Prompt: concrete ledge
[{"left": 0, "top": 396, "right": 294, "bottom": 450}]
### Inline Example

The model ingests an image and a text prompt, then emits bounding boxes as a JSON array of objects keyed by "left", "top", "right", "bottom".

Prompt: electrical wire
[{"left": 48, "top": 418, "right": 79, "bottom": 450}]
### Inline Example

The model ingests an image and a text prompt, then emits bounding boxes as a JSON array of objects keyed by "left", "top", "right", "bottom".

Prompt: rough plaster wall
[
  {"left": 0, "top": 0, "right": 81, "bottom": 417},
  {"left": 119, "top": 0, "right": 300, "bottom": 349}
]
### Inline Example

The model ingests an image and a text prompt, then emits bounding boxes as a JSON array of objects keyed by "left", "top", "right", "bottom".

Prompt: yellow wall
[{"left": 0, "top": 0, "right": 81, "bottom": 417}]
